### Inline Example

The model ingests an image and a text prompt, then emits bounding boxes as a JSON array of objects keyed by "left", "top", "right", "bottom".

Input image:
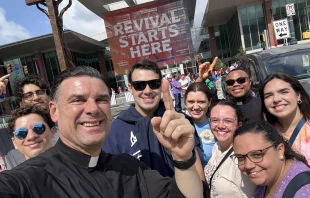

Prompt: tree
[
  {"left": 214, "top": 58, "right": 227, "bottom": 71},
  {"left": 235, "top": 46, "right": 246, "bottom": 62}
]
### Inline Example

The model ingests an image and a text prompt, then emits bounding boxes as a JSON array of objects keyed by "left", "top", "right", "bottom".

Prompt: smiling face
[
  {"left": 49, "top": 77, "right": 112, "bottom": 156},
  {"left": 128, "top": 69, "right": 161, "bottom": 116},
  {"left": 226, "top": 70, "right": 251, "bottom": 100},
  {"left": 185, "top": 91, "right": 211, "bottom": 122},
  {"left": 233, "top": 133, "right": 285, "bottom": 187},
  {"left": 12, "top": 113, "right": 54, "bottom": 159},
  {"left": 22, "top": 84, "right": 50, "bottom": 109},
  {"left": 263, "top": 79, "right": 301, "bottom": 120},
  {"left": 210, "top": 105, "right": 239, "bottom": 146}
]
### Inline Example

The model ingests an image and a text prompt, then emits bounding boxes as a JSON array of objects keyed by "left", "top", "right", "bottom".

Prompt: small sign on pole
[
  {"left": 286, "top": 3, "right": 296, "bottom": 16},
  {"left": 273, "top": 19, "right": 290, "bottom": 40}
]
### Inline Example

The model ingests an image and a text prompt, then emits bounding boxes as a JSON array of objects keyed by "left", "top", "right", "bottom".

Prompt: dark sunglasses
[
  {"left": 225, "top": 77, "right": 248, "bottom": 86},
  {"left": 13, "top": 123, "right": 46, "bottom": 140},
  {"left": 131, "top": 79, "right": 161, "bottom": 91}
]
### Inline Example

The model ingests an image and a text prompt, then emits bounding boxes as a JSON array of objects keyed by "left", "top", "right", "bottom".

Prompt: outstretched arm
[
  {"left": 0, "top": 74, "right": 10, "bottom": 95},
  {"left": 151, "top": 80, "right": 204, "bottom": 198}
]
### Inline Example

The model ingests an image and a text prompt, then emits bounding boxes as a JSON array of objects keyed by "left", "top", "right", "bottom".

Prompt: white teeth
[
  {"left": 82, "top": 122, "right": 100, "bottom": 127},
  {"left": 218, "top": 132, "right": 227, "bottom": 135},
  {"left": 249, "top": 170, "right": 261, "bottom": 175},
  {"left": 275, "top": 105, "right": 285, "bottom": 110}
]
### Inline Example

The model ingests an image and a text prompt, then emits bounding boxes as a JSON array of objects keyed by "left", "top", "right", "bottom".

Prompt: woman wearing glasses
[
  {"left": 204, "top": 100, "right": 255, "bottom": 197},
  {"left": 184, "top": 82, "right": 215, "bottom": 167},
  {"left": 8, "top": 105, "right": 55, "bottom": 160},
  {"left": 259, "top": 73, "right": 310, "bottom": 164},
  {"left": 232, "top": 121, "right": 310, "bottom": 198}
]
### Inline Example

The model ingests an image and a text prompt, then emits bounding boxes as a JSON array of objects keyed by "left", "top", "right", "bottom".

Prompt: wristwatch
[{"left": 172, "top": 149, "right": 196, "bottom": 170}]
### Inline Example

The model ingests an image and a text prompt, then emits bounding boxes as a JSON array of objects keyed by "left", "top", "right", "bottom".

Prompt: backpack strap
[
  {"left": 283, "top": 171, "right": 310, "bottom": 198},
  {"left": 288, "top": 117, "right": 306, "bottom": 146}
]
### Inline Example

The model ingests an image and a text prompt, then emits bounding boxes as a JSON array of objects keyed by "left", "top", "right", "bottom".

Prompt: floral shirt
[{"left": 274, "top": 121, "right": 310, "bottom": 164}]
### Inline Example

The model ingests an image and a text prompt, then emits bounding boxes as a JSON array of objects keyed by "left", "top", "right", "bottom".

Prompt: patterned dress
[{"left": 254, "top": 161, "right": 310, "bottom": 198}]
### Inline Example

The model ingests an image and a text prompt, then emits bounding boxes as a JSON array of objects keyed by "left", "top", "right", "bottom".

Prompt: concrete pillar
[
  {"left": 34, "top": 52, "right": 49, "bottom": 84},
  {"left": 208, "top": 26, "right": 218, "bottom": 58},
  {"left": 97, "top": 51, "right": 109, "bottom": 82},
  {"left": 264, "top": 0, "right": 276, "bottom": 47}
]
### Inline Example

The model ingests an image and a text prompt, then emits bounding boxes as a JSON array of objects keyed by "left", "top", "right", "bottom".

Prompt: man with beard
[
  {"left": 103, "top": 59, "right": 205, "bottom": 179},
  {"left": 15, "top": 76, "right": 50, "bottom": 109}
]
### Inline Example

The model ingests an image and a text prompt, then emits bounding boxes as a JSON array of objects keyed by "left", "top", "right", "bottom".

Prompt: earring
[
  {"left": 280, "top": 155, "right": 284, "bottom": 160},
  {"left": 298, "top": 100, "right": 302, "bottom": 104}
]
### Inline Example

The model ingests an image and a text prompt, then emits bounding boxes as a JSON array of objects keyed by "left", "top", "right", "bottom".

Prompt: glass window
[{"left": 247, "top": 6, "right": 256, "bottom": 20}]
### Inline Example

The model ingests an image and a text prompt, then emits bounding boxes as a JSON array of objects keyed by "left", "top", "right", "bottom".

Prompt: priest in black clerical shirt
[{"left": 0, "top": 66, "right": 208, "bottom": 198}]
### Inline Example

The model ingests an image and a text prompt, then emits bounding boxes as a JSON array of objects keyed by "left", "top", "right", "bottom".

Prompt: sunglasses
[
  {"left": 225, "top": 77, "right": 248, "bottom": 86},
  {"left": 131, "top": 79, "right": 161, "bottom": 91},
  {"left": 13, "top": 123, "right": 46, "bottom": 140}
]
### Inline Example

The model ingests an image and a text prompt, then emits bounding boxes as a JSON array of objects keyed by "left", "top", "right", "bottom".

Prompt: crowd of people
[{"left": 0, "top": 56, "right": 309, "bottom": 197}]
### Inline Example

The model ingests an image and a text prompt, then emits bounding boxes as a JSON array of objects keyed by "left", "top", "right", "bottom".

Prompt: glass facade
[
  {"left": 272, "top": 0, "right": 310, "bottom": 44},
  {"left": 227, "top": 12, "right": 242, "bottom": 58},
  {"left": 43, "top": 51, "right": 61, "bottom": 84},
  {"left": 20, "top": 55, "right": 38, "bottom": 76},
  {"left": 240, "top": 3, "right": 267, "bottom": 51},
  {"left": 71, "top": 51, "right": 101, "bottom": 72}
]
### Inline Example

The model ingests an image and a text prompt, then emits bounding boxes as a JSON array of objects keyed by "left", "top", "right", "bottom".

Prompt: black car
[{"left": 223, "top": 43, "right": 310, "bottom": 97}]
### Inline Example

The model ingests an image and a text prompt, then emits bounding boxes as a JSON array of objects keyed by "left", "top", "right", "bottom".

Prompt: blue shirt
[{"left": 194, "top": 119, "right": 216, "bottom": 167}]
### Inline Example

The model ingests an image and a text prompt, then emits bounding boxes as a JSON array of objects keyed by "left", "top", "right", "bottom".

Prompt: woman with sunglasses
[
  {"left": 232, "top": 121, "right": 310, "bottom": 198},
  {"left": 8, "top": 105, "right": 55, "bottom": 160},
  {"left": 204, "top": 100, "right": 255, "bottom": 197},
  {"left": 259, "top": 73, "right": 310, "bottom": 164},
  {"left": 184, "top": 82, "right": 215, "bottom": 167}
]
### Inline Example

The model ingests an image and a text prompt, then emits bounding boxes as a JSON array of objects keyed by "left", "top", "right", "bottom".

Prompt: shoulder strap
[
  {"left": 289, "top": 117, "right": 306, "bottom": 146},
  {"left": 209, "top": 147, "right": 233, "bottom": 188},
  {"left": 283, "top": 171, "right": 310, "bottom": 198}
]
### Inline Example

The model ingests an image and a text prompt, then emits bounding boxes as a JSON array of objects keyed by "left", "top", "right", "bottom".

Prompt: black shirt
[{"left": 0, "top": 140, "right": 191, "bottom": 198}]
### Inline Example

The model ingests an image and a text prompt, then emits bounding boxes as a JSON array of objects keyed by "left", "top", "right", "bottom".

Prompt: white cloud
[
  {"left": 194, "top": 0, "right": 208, "bottom": 27},
  {"left": 0, "top": 8, "right": 32, "bottom": 45},
  {"left": 60, "top": 0, "right": 106, "bottom": 37}
]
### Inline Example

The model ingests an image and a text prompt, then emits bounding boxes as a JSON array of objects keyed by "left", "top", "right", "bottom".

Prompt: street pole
[
  {"left": 288, "top": 16, "right": 298, "bottom": 45},
  {"left": 25, "top": 0, "right": 74, "bottom": 71}
]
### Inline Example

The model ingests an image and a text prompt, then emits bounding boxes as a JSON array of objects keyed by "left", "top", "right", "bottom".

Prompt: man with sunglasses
[
  {"left": 7, "top": 105, "right": 55, "bottom": 160},
  {"left": 224, "top": 68, "right": 262, "bottom": 121},
  {"left": 15, "top": 75, "right": 50, "bottom": 109},
  {"left": 103, "top": 59, "right": 204, "bottom": 179},
  {"left": 0, "top": 66, "right": 206, "bottom": 198}
]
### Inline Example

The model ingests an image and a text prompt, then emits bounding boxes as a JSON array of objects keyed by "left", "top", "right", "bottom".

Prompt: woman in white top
[{"left": 204, "top": 100, "right": 256, "bottom": 197}]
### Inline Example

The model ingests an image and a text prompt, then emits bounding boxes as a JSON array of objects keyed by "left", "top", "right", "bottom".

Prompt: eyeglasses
[
  {"left": 230, "top": 144, "right": 275, "bottom": 166},
  {"left": 225, "top": 77, "right": 248, "bottom": 86},
  {"left": 131, "top": 79, "right": 161, "bottom": 91},
  {"left": 22, "top": 89, "right": 46, "bottom": 100},
  {"left": 13, "top": 123, "right": 46, "bottom": 140},
  {"left": 209, "top": 117, "right": 237, "bottom": 127}
]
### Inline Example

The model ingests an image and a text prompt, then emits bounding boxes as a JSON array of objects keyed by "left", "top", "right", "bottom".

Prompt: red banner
[{"left": 104, "top": 0, "right": 193, "bottom": 74}]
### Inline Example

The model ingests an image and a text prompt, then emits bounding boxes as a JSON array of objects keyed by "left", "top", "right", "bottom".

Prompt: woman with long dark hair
[
  {"left": 232, "top": 121, "right": 310, "bottom": 197},
  {"left": 259, "top": 73, "right": 310, "bottom": 164}
]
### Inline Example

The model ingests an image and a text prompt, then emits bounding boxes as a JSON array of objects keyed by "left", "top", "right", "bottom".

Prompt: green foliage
[
  {"left": 213, "top": 58, "right": 227, "bottom": 71},
  {"left": 235, "top": 46, "right": 246, "bottom": 62}
]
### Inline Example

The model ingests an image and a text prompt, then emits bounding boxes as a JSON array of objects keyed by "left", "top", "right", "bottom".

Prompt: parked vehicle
[{"left": 222, "top": 43, "right": 310, "bottom": 97}]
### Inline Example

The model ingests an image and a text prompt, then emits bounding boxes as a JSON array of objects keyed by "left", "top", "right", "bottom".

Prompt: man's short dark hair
[
  {"left": 8, "top": 105, "right": 54, "bottom": 137},
  {"left": 128, "top": 59, "right": 163, "bottom": 83},
  {"left": 226, "top": 67, "right": 250, "bottom": 78},
  {"left": 14, "top": 76, "right": 50, "bottom": 104},
  {"left": 50, "top": 66, "right": 111, "bottom": 102}
]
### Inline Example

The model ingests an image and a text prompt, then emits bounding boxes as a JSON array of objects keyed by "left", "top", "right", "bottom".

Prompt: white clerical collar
[
  {"left": 236, "top": 102, "right": 243, "bottom": 105},
  {"left": 88, "top": 156, "right": 99, "bottom": 168}
]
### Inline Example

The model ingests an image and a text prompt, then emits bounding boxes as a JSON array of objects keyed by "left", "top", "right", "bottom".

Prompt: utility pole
[{"left": 25, "top": 0, "right": 74, "bottom": 71}]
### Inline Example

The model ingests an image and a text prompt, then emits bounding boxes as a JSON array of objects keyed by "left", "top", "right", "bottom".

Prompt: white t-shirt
[
  {"left": 179, "top": 79, "right": 189, "bottom": 90},
  {"left": 204, "top": 143, "right": 256, "bottom": 198}
]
